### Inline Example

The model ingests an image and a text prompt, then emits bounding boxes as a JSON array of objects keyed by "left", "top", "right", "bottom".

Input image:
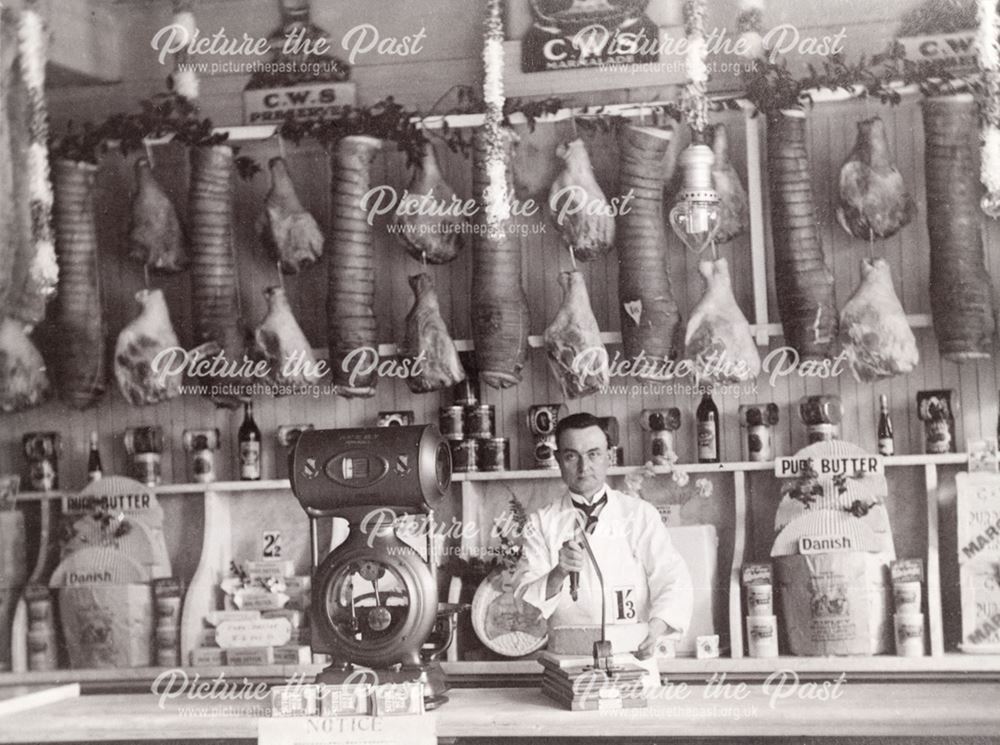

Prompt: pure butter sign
[
  {"left": 774, "top": 456, "right": 884, "bottom": 478},
  {"left": 243, "top": 82, "right": 357, "bottom": 124}
]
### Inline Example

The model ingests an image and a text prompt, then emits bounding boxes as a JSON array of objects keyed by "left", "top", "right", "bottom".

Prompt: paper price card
[{"left": 258, "top": 715, "right": 435, "bottom": 745}]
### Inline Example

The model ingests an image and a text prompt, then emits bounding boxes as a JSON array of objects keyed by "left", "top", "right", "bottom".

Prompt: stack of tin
[
  {"left": 440, "top": 365, "right": 509, "bottom": 472},
  {"left": 440, "top": 402, "right": 509, "bottom": 472}
]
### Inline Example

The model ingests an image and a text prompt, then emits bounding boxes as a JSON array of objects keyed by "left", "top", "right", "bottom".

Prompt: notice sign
[
  {"left": 898, "top": 32, "right": 978, "bottom": 73},
  {"left": 258, "top": 715, "right": 435, "bottom": 745},
  {"left": 520, "top": 1, "right": 660, "bottom": 72},
  {"left": 243, "top": 82, "right": 357, "bottom": 124}
]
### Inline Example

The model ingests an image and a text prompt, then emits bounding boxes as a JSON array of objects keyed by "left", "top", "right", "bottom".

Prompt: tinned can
[
  {"left": 22, "top": 432, "right": 60, "bottom": 492},
  {"left": 806, "top": 423, "right": 839, "bottom": 444},
  {"left": 132, "top": 452, "right": 162, "bottom": 487},
  {"left": 377, "top": 411, "right": 415, "bottom": 427},
  {"left": 479, "top": 437, "right": 510, "bottom": 471},
  {"left": 465, "top": 404, "right": 495, "bottom": 440},
  {"left": 449, "top": 439, "right": 478, "bottom": 472},
  {"left": 192, "top": 450, "right": 216, "bottom": 483},
  {"left": 747, "top": 425, "right": 773, "bottom": 461},
  {"left": 534, "top": 435, "right": 559, "bottom": 469},
  {"left": 439, "top": 406, "right": 465, "bottom": 440}
]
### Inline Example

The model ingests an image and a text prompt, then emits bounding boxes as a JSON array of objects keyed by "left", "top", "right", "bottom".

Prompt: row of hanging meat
[{"left": 0, "top": 96, "right": 989, "bottom": 412}]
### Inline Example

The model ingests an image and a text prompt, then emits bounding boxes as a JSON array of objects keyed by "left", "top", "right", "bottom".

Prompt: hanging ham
[
  {"left": 922, "top": 95, "right": 995, "bottom": 361},
  {"left": 710, "top": 124, "right": 749, "bottom": 244},
  {"left": 392, "top": 144, "right": 466, "bottom": 264},
  {"left": 2, "top": 7, "right": 56, "bottom": 331},
  {"left": 839, "top": 258, "right": 918, "bottom": 382},
  {"left": 471, "top": 127, "right": 530, "bottom": 388},
  {"left": 189, "top": 144, "right": 245, "bottom": 403},
  {"left": 48, "top": 159, "right": 106, "bottom": 409},
  {"left": 399, "top": 273, "right": 465, "bottom": 393},
  {"left": 328, "top": 135, "right": 382, "bottom": 397},
  {"left": 767, "top": 109, "right": 838, "bottom": 360},
  {"left": 837, "top": 117, "right": 915, "bottom": 241},
  {"left": 259, "top": 156, "right": 324, "bottom": 274},
  {"left": 616, "top": 124, "right": 682, "bottom": 378},
  {"left": 114, "top": 289, "right": 184, "bottom": 406},
  {"left": 129, "top": 157, "right": 187, "bottom": 274},
  {"left": 684, "top": 257, "right": 760, "bottom": 384},
  {"left": 252, "top": 286, "right": 322, "bottom": 389},
  {"left": 547, "top": 138, "right": 615, "bottom": 261},
  {"left": 543, "top": 271, "right": 608, "bottom": 399},
  {"left": 0, "top": 317, "right": 49, "bottom": 413}
]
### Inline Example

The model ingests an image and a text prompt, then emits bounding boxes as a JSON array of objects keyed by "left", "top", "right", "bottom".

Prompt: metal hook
[{"left": 569, "top": 245, "right": 578, "bottom": 270}]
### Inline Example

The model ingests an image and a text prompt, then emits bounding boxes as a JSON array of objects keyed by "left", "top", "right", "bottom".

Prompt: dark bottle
[
  {"left": 877, "top": 394, "right": 894, "bottom": 456},
  {"left": 239, "top": 402, "right": 262, "bottom": 480},
  {"left": 87, "top": 431, "right": 103, "bottom": 482},
  {"left": 696, "top": 391, "right": 720, "bottom": 463}
]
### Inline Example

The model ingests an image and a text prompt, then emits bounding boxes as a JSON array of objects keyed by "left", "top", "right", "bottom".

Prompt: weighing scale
[{"left": 289, "top": 425, "right": 459, "bottom": 708}]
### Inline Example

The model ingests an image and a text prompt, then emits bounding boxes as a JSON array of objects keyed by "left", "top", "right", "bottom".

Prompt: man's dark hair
[{"left": 555, "top": 412, "right": 610, "bottom": 450}]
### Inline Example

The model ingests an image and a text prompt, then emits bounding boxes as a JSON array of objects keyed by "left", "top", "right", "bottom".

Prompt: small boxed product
[
  {"left": 190, "top": 647, "right": 225, "bottom": 667},
  {"left": 273, "top": 645, "right": 312, "bottom": 665},
  {"left": 262, "top": 609, "right": 305, "bottom": 628},
  {"left": 225, "top": 647, "right": 275, "bottom": 666},
  {"left": 320, "top": 683, "right": 373, "bottom": 716},
  {"left": 270, "top": 684, "right": 319, "bottom": 717},
  {"left": 205, "top": 610, "right": 261, "bottom": 627},
  {"left": 246, "top": 560, "right": 295, "bottom": 582},
  {"left": 373, "top": 681, "right": 424, "bottom": 716}
]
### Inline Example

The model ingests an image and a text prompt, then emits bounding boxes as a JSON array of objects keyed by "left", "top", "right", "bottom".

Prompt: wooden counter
[{"left": 0, "top": 682, "right": 998, "bottom": 742}]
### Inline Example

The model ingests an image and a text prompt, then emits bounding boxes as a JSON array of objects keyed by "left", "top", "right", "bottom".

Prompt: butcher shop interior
[{"left": 1, "top": 0, "right": 1000, "bottom": 742}]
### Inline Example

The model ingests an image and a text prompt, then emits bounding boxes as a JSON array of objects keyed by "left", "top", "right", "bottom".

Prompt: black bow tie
[{"left": 572, "top": 493, "right": 607, "bottom": 534}]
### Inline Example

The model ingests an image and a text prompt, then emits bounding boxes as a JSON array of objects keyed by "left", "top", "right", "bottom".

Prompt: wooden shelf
[
  {"left": 456, "top": 453, "right": 969, "bottom": 482},
  {"left": 11, "top": 454, "right": 970, "bottom": 501}
]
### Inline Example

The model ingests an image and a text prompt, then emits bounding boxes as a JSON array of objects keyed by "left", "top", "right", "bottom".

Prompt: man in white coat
[{"left": 515, "top": 412, "right": 693, "bottom": 660}]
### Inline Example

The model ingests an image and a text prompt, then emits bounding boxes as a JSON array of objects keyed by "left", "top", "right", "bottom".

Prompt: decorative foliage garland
[
  {"left": 171, "top": 0, "right": 199, "bottom": 100},
  {"left": 736, "top": 0, "right": 766, "bottom": 60},
  {"left": 977, "top": 0, "right": 1000, "bottom": 217},
  {"left": 16, "top": 2, "right": 57, "bottom": 328},
  {"left": 481, "top": 0, "right": 510, "bottom": 243},
  {"left": 682, "top": 0, "right": 710, "bottom": 133}
]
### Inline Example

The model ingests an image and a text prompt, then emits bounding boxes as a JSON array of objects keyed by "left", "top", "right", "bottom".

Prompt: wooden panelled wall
[{"left": 3, "top": 92, "right": 1000, "bottom": 630}]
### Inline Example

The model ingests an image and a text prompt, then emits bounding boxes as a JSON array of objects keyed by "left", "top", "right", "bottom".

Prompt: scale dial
[{"left": 312, "top": 528, "right": 437, "bottom": 668}]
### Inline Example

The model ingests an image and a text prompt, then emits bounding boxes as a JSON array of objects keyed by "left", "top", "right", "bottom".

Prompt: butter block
[
  {"left": 225, "top": 647, "right": 275, "bottom": 666},
  {"left": 270, "top": 684, "right": 319, "bottom": 717},
  {"left": 373, "top": 682, "right": 424, "bottom": 716},
  {"left": 189, "top": 647, "right": 225, "bottom": 667},
  {"left": 273, "top": 645, "right": 312, "bottom": 665},
  {"left": 205, "top": 610, "right": 261, "bottom": 627},
  {"left": 246, "top": 560, "right": 296, "bottom": 581},
  {"left": 320, "top": 683, "right": 372, "bottom": 716},
  {"left": 217, "top": 618, "right": 292, "bottom": 649},
  {"left": 262, "top": 609, "right": 305, "bottom": 628}
]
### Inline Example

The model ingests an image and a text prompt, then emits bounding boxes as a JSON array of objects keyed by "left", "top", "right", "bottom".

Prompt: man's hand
[
  {"left": 557, "top": 539, "right": 585, "bottom": 576},
  {"left": 545, "top": 540, "right": 584, "bottom": 599},
  {"left": 636, "top": 617, "right": 670, "bottom": 660}
]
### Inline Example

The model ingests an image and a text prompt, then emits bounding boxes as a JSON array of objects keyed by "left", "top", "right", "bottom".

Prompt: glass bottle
[
  {"left": 877, "top": 394, "right": 894, "bottom": 456},
  {"left": 87, "top": 431, "right": 103, "bottom": 482},
  {"left": 239, "top": 402, "right": 262, "bottom": 481},
  {"left": 696, "top": 390, "right": 720, "bottom": 463}
]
